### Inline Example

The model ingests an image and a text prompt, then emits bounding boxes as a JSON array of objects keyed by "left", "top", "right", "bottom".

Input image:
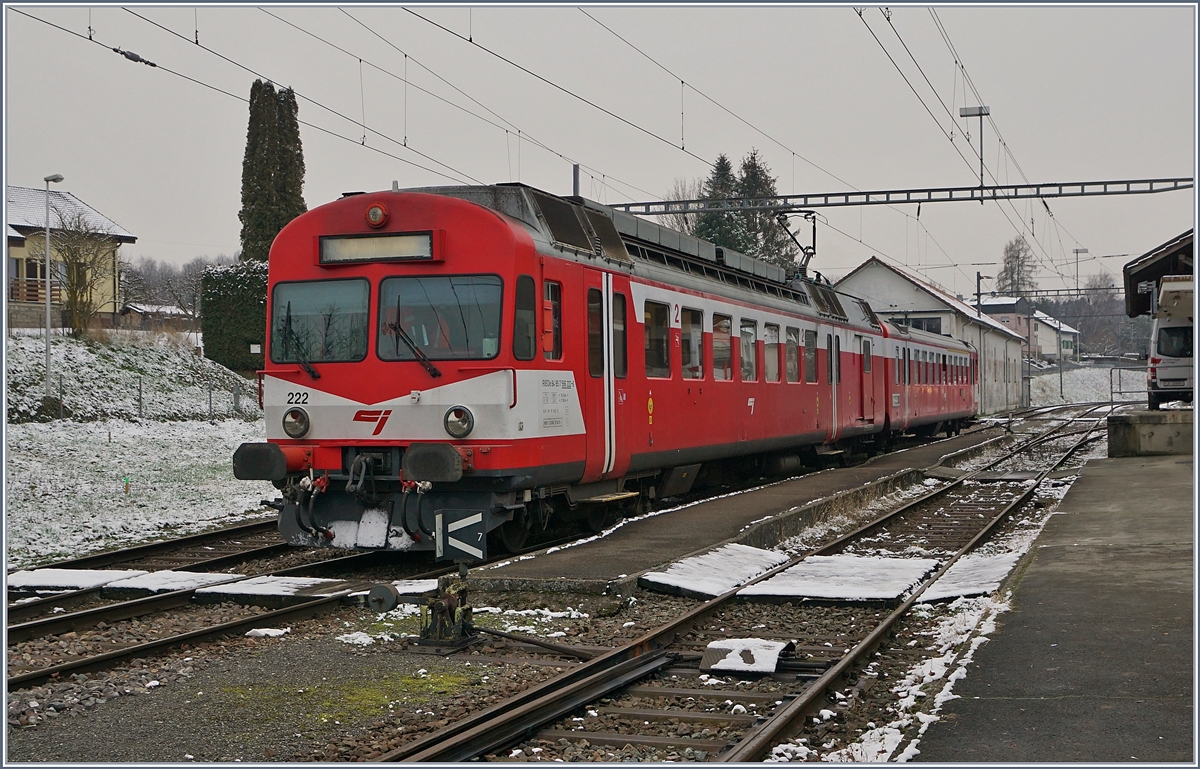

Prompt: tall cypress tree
[
  {"left": 274, "top": 86, "right": 307, "bottom": 228},
  {"left": 693, "top": 154, "right": 748, "bottom": 254},
  {"left": 238, "top": 80, "right": 305, "bottom": 262}
]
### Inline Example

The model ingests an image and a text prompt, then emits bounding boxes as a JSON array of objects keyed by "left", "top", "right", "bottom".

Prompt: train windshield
[
  {"left": 270, "top": 279, "right": 370, "bottom": 364},
  {"left": 379, "top": 275, "right": 502, "bottom": 361}
]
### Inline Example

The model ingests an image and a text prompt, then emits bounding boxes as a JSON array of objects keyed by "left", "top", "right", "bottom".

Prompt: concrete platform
[
  {"left": 1108, "top": 409, "right": 1194, "bottom": 457},
  {"left": 470, "top": 430, "right": 1004, "bottom": 596},
  {"left": 914, "top": 454, "right": 1194, "bottom": 762}
]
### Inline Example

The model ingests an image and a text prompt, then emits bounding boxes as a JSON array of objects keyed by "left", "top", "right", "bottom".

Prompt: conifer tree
[
  {"left": 693, "top": 154, "right": 748, "bottom": 254},
  {"left": 238, "top": 80, "right": 306, "bottom": 262},
  {"left": 736, "top": 149, "right": 798, "bottom": 268}
]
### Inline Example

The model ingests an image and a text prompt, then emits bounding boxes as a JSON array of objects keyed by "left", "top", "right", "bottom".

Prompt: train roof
[{"left": 402, "top": 183, "right": 877, "bottom": 330}]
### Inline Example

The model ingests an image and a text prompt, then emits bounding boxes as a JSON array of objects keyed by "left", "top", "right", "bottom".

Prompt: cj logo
[{"left": 353, "top": 409, "right": 392, "bottom": 436}]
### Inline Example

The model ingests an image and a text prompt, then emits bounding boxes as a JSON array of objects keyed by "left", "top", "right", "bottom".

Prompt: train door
[
  {"left": 581, "top": 270, "right": 622, "bottom": 482},
  {"left": 827, "top": 331, "right": 840, "bottom": 441},
  {"left": 858, "top": 336, "right": 874, "bottom": 423}
]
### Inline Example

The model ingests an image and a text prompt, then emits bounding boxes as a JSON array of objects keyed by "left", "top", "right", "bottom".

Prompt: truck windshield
[
  {"left": 270, "top": 279, "right": 370, "bottom": 364},
  {"left": 1157, "top": 326, "right": 1193, "bottom": 359},
  {"left": 379, "top": 275, "right": 502, "bottom": 361}
]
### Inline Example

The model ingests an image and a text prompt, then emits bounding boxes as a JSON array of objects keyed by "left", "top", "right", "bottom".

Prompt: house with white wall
[{"left": 836, "top": 256, "right": 1028, "bottom": 413}]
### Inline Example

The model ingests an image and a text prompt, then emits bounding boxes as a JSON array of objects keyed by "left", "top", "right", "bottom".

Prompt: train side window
[
  {"left": 826, "top": 334, "right": 834, "bottom": 384},
  {"left": 543, "top": 281, "right": 562, "bottom": 360},
  {"left": 645, "top": 300, "right": 671, "bottom": 378},
  {"left": 741, "top": 319, "right": 758, "bottom": 382},
  {"left": 862, "top": 339, "right": 872, "bottom": 372},
  {"left": 785, "top": 327, "right": 800, "bottom": 383},
  {"left": 904, "top": 348, "right": 911, "bottom": 384},
  {"left": 764, "top": 324, "right": 780, "bottom": 382},
  {"left": 713, "top": 314, "right": 733, "bottom": 380},
  {"left": 513, "top": 274, "right": 536, "bottom": 361},
  {"left": 804, "top": 330, "right": 818, "bottom": 383},
  {"left": 681, "top": 308, "right": 703, "bottom": 379},
  {"left": 587, "top": 289, "right": 603, "bottom": 378},
  {"left": 895, "top": 349, "right": 901, "bottom": 384},
  {"left": 834, "top": 334, "right": 841, "bottom": 384},
  {"left": 613, "top": 293, "right": 628, "bottom": 379}
]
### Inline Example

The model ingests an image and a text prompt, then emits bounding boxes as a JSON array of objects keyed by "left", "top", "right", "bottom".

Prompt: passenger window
[
  {"left": 764, "top": 324, "right": 780, "bottom": 382},
  {"left": 587, "top": 289, "right": 603, "bottom": 378},
  {"left": 741, "top": 320, "right": 758, "bottom": 382},
  {"left": 713, "top": 314, "right": 733, "bottom": 381},
  {"left": 785, "top": 327, "right": 800, "bottom": 383},
  {"left": 543, "top": 281, "right": 562, "bottom": 360},
  {"left": 862, "top": 339, "right": 872, "bottom": 373},
  {"left": 513, "top": 275, "right": 536, "bottom": 361},
  {"left": 804, "top": 330, "right": 818, "bottom": 383},
  {"left": 681, "top": 308, "right": 703, "bottom": 379},
  {"left": 613, "top": 293, "right": 627, "bottom": 379},
  {"left": 644, "top": 300, "right": 671, "bottom": 378}
]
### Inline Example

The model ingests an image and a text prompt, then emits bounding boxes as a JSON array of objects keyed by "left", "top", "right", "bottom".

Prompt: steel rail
[
  {"left": 719, "top": 407, "right": 1112, "bottom": 761},
  {"left": 377, "top": 406, "right": 1108, "bottom": 762},
  {"left": 7, "top": 518, "right": 278, "bottom": 573}
]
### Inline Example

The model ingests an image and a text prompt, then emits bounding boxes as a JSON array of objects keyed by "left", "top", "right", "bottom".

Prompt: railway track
[{"left": 374, "top": 405, "right": 1112, "bottom": 762}]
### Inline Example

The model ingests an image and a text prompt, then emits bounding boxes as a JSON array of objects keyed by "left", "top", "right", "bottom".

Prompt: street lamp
[
  {"left": 44, "top": 173, "right": 63, "bottom": 400},
  {"left": 1073, "top": 248, "right": 1089, "bottom": 292},
  {"left": 959, "top": 106, "right": 990, "bottom": 199}
]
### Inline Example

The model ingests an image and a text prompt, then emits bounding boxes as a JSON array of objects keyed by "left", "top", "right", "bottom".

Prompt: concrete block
[{"left": 1108, "top": 410, "right": 1193, "bottom": 457}]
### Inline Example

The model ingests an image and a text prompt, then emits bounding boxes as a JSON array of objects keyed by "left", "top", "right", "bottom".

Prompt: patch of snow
[
  {"left": 7, "top": 568, "right": 148, "bottom": 590},
  {"left": 195, "top": 575, "right": 349, "bottom": 597},
  {"left": 739, "top": 555, "right": 939, "bottom": 601},
  {"left": 336, "top": 631, "right": 375, "bottom": 646},
  {"left": 705, "top": 638, "right": 789, "bottom": 673},
  {"left": 104, "top": 570, "right": 245, "bottom": 593},
  {"left": 919, "top": 552, "right": 1021, "bottom": 602},
  {"left": 641, "top": 543, "right": 791, "bottom": 597},
  {"left": 245, "top": 627, "right": 291, "bottom": 638}
]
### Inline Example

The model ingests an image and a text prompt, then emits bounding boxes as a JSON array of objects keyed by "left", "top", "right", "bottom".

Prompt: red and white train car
[{"left": 234, "top": 184, "right": 977, "bottom": 560}]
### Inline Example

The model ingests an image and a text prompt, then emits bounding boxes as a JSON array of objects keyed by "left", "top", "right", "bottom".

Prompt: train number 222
[{"left": 286, "top": 392, "right": 309, "bottom": 404}]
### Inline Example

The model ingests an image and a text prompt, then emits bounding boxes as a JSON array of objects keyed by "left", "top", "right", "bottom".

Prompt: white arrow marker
[{"left": 447, "top": 513, "right": 484, "bottom": 559}]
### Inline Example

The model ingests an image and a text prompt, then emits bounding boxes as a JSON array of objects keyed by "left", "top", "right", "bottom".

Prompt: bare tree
[
  {"left": 996, "top": 236, "right": 1037, "bottom": 295},
  {"left": 161, "top": 257, "right": 210, "bottom": 322},
  {"left": 657, "top": 177, "right": 704, "bottom": 235},
  {"left": 25, "top": 205, "right": 120, "bottom": 337}
]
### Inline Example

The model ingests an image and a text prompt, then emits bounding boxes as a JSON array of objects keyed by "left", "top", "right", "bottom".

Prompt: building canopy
[{"left": 1123, "top": 230, "right": 1193, "bottom": 317}]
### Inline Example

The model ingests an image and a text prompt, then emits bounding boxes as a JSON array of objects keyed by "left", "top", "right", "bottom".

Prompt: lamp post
[
  {"left": 1072, "top": 248, "right": 1088, "bottom": 292},
  {"left": 43, "top": 173, "right": 64, "bottom": 400},
  {"left": 959, "top": 106, "right": 990, "bottom": 199}
]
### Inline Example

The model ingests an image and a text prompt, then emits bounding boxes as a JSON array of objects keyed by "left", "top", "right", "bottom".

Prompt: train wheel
[
  {"left": 586, "top": 504, "right": 616, "bottom": 533},
  {"left": 497, "top": 507, "right": 531, "bottom": 552}
]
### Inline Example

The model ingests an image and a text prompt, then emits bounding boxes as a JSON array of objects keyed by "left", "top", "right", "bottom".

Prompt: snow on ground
[
  {"left": 640, "top": 543, "right": 790, "bottom": 598},
  {"left": 6, "top": 330, "right": 256, "bottom": 423},
  {"left": 1029, "top": 363, "right": 1151, "bottom": 407},
  {"left": 5, "top": 418, "right": 277, "bottom": 568},
  {"left": 739, "top": 555, "right": 940, "bottom": 602}
]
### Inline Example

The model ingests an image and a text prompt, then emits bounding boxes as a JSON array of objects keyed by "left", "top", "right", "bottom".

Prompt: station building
[
  {"left": 975, "top": 296, "right": 1080, "bottom": 363},
  {"left": 836, "top": 256, "right": 1026, "bottom": 413}
]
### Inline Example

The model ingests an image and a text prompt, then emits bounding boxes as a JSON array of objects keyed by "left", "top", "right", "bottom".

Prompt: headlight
[
  {"left": 444, "top": 405, "right": 474, "bottom": 439},
  {"left": 282, "top": 407, "right": 310, "bottom": 438}
]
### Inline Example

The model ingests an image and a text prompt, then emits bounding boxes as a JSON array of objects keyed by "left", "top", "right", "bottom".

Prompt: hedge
[{"left": 201, "top": 260, "right": 267, "bottom": 372}]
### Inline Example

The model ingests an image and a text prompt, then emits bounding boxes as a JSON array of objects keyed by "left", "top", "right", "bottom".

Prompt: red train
[{"left": 234, "top": 184, "right": 978, "bottom": 561}]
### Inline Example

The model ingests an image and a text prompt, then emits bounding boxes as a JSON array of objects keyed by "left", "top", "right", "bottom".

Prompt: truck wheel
[{"left": 1148, "top": 393, "right": 1161, "bottom": 411}]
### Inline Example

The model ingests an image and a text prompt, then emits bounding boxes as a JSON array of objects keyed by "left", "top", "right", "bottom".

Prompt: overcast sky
[{"left": 5, "top": 4, "right": 1196, "bottom": 296}]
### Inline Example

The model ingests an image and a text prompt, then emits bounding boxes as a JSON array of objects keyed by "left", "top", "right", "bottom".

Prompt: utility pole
[
  {"left": 1073, "top": 248, "right": 1088, "bottom": 292},
  {"left": 976, "top": 272, "right": 992, "bottom": 317},
  {"left": 960, "top": 106, "right": 990, "bottom": 203}
]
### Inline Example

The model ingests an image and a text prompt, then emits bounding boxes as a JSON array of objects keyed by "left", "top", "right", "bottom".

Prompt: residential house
[
  {"left": 835, "top": 256, "right": 1027, "bottom": 413},
  {"left": 975, "top": 297, "right": 1080, "bottom": 363},
  {"left": 6, "top": 185, "right": 136, "bottom": 330}
]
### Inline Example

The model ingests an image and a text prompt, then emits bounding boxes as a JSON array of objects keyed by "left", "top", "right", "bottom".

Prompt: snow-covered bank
[
  {"left": 6, "top": 332, "right": 256, "bottom": 423},
  {"left": 1029, "top": 363, "right": 1149, "bottom": 407},
  {"left": 5, "top": 418, "right": 276, "bottom": 568}
]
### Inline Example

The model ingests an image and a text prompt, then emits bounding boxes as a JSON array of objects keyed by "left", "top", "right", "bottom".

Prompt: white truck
[{"left": 1147, "top": 274, "right": 1193, "bottom": 410}]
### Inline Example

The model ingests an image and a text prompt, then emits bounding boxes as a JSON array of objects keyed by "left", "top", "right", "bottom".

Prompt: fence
[{"left": 1109, "top": 365, "right": 1149, "bottom": 406}]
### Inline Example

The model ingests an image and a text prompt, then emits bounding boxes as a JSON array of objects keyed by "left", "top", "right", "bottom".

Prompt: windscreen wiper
[
  {"left": 283, "top": 302, "right": 321, "bottom": 380},
  {"left": 388, "top": 303, "right": 442, "bottom": 378}
]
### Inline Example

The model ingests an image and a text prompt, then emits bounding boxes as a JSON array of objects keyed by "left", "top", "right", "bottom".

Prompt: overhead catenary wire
[
  {"left": 11, "top": 8, "right": 475, "bottom": 185},
  {"left": 405, "top": 7, "right": 717, "bottom": 170},
  {"left": 265, "top": 7, "right": 659, "bottom": 202},
  {"left": 118, "top": 7, "right": 481, "bottom": 184}
]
